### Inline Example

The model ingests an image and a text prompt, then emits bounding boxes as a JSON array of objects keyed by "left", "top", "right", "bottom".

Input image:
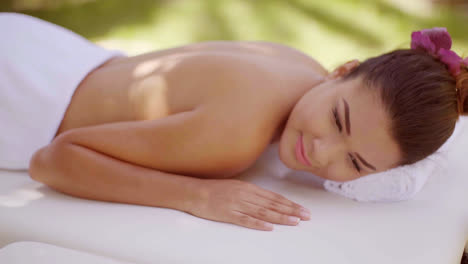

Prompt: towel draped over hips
[{"left": 0, "top": 13, "right": 124, "bottom": 169}]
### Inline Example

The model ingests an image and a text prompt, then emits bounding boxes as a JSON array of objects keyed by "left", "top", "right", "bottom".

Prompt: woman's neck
[{"left": 270, "top": 112, "right": 290, "bottom": 144}]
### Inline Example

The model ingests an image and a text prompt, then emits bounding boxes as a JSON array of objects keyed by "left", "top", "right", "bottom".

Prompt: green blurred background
[{"left": 1, "top": 0, "right": 468, "bottom": 69}]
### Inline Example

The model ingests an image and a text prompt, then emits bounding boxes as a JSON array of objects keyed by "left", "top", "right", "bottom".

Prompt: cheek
[
  {"left": 301, "top": 107, "right": 331, "bottom": 138},
  {"left": 296, "top": 94, "right": 334, "bottom": 135},
  {"left": 322, "top": 164, "right": 356, "bottom": 182}
]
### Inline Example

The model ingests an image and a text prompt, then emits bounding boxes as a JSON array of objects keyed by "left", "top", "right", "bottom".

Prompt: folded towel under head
[{"left": 323, "top": 117, "right": 465, "bottom": 202}]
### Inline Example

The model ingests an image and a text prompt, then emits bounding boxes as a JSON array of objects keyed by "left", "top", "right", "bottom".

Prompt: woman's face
[{"left": 279, "top": 75, "right": 402, "bottom": 182}]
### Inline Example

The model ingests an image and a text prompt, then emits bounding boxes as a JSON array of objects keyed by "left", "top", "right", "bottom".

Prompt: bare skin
[
  {"left": 30, "top": 41, "right": 401, "bottom": 231},
  {"left": 30, "top": 41, "right": 327, "bottom": 231}
]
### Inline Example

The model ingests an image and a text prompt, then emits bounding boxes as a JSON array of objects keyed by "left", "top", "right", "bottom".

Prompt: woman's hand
[{"left": 187, "top": 179, "right": 311, "bottom": 231}]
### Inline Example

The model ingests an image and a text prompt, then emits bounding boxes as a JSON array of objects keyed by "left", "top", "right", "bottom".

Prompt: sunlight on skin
[
  {"left": 0, "top": 183, "right": 44, "bottom": 208},
  {"left": 133, "top": 60, "right": 164, "bottom": 77},
  {"left": 129, "top": 75, "right": 169, "bottom": 120},
  {"left": 237, "top": 43, "right": 276, "bottom": 55},
  {"left": 129, "top": 57, "right": 187, "bottom": 120},
  {"left": 132, "top": 55, "right": 185, "bottom": 79}
]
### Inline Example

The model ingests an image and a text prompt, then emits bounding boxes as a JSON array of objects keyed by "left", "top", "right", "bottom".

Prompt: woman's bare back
[
  {"left": 30, "top": 41, "right": 321, "bottom": 230},
  {"left": 55, "top": 41, "right": 326, "bottom": 177},
  {"left": 21, "top": 15, "right": 318, "bottom": 230}
]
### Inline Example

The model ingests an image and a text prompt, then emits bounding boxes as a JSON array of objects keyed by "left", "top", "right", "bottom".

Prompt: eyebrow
[{"left": 341, "top": 98, "right": 377, "bottom": 171}]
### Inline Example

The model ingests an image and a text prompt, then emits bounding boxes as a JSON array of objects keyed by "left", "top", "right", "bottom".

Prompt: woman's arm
[
  {"left": 29, "top": 107, "right": 245, "bottom": 206},
  {"left": 45, "top": 107, "right": 257, "bottom": 178},
  {"left": 29, "top": 110, "right": 310, "bottom": 230},
  {"left": 30, "top": 138, "right": 310, "bottom": 231},
  {"left": 30, "top": 135, "right": 202, "bottom": 211}
]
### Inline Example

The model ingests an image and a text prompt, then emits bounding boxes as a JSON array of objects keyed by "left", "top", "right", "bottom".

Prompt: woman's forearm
[
  {"left": 29, "top": 134, "right": 312, "bottom": 231},
  {"left": 29, "top": 138, "right": 204, "bottom": 213}
]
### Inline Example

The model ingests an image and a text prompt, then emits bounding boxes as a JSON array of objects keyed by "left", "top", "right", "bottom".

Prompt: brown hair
[{"left": 343, "top": 49, "right": 468, "bottom": 165}]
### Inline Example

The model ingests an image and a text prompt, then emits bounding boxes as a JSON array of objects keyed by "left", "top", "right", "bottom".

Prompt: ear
[{"left": 327, "top": 59, "right": 360, "bottom": 80}]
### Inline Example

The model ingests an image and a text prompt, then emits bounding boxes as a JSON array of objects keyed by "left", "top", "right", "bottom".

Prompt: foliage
[{"left": 2, "top": 0, "right": 468, "bottom": 69}]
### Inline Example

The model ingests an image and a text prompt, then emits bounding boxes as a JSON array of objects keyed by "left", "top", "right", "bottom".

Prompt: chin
[
  {"left": 277, "top": 144, "right": 295, "bottom": 170},
  {"left": 277, "top": 136, "right": 294, "bottom": 169},
  {"left": 277, "top": 127, "right": 296, "bottom": 168}
]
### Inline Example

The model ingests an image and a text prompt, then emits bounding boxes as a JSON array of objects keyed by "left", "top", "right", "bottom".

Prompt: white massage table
[
  {"left": 1, "top": 118, "right": 467, "bottom": 264},
  {"left": 0, "top": 241, "right": 134, "bottom": 264}
]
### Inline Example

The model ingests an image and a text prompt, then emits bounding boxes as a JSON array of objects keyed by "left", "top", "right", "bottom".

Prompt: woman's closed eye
[
  {"left": 332, "top": 106, "right": 361, "bottom": 174},
  {"left": 349, "top": 154, "right": 361, "bottom": 173},
  {"left": 332, "top": 107, "right": 342, "bottom": 132}
]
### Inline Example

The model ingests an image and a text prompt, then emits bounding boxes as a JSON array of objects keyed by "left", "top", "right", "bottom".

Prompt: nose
[{"left": 311, "top": 137, "right": 345, "bottom": 168}]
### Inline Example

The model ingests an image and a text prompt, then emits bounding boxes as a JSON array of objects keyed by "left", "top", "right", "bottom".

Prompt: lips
[{"left": 295, "top": 133, "right": 312, "bottom": 166}]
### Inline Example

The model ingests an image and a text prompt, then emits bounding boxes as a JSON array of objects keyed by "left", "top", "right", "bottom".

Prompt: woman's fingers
[
  {"left": 231, "top": 210, "right": 275, "bottom": 231},
  {"left": 239, "top": 200, "right": 301, "bottom": 226},
  {"left": 249, "top": 187, "right": 311, "bottom": 220},
  {"left": 254, "top": 186, "right": 303, "bottom": 207},
  {"left": 193, "top": 179, "right": 311, "bottom": 231}
]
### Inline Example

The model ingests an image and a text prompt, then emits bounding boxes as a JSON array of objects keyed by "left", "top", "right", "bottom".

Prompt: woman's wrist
[
  {"left": 177, "top": 177, "right": 208, "bottom": 214},
  {"left": 142, "top": 173, "right": 209, "bottom": 214}
]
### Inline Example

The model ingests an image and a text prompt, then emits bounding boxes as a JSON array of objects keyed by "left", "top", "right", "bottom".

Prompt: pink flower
[
  {"left": 411, "top": 27, "right": 463, "bottom": 77},
  {"left": 420, "top": 27, "right": 452, "bottom": 51},
  {"left": 411, "top": 31, "right": 436, "bottom": 54},
  {"left": 411, "top": 27, "right": 452, "bottom": 55},
  {"left": 438, "top": 48, "right": 462, "bottom": 76}
]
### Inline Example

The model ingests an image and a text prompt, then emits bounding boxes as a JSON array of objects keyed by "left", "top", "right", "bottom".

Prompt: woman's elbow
[{"left": 28, "top": 138, "right": 67, "bottom": 184}]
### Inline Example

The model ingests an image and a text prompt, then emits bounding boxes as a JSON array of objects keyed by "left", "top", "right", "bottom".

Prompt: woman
[{"left": 3, "top": 13, "right": 466, "bottom": 231}]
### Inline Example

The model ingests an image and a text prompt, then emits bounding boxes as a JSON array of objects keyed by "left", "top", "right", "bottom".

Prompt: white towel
[
  {"left": 323, "top": 153, "right": 441, "bottom": 202},
  {"left": 323, "top": 117, "right": 465, "bottom": 202},
  {"left": 0, "top": 13, "right": 124, "bottom": 170}
]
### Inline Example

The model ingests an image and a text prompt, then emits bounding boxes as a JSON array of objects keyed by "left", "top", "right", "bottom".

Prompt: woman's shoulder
[
  {"left": 148, "top": 40, "right": 328, "bottom": 76},
  {"left": 194, "top": 97, "right": 281, "bottom": 175},
  {"left": 247, "top": 41, "right": 328, "bottom": 73},
  {"left": 200, "top": 72, "right": 295, "bottom": 144}
]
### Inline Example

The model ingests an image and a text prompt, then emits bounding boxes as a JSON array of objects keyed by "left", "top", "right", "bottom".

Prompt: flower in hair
[
  {"left": 411, "top": 27, "right": 464, "bottom": 76},
  {"left": 438, "top": 49, "right": 463, "bottom": 76}
]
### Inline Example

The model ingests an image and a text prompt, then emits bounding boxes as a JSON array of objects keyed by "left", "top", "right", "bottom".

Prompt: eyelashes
[
  {"left": 332, "top": 107, "right": 342, "bottom": 132},
  {"left": 349, "top": 154, "right": 361, "bottom": 172},
  {"left": 333, "top": 107, "right": 361, "bottom": 173}
]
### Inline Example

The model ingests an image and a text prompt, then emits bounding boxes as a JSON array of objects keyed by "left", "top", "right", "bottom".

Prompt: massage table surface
[{"left": 0, "top": 120, "right": 467, "bottom": 264}]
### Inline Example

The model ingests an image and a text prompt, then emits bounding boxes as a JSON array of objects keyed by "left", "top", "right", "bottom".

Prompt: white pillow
[{"left": 324, "top": 117, "right": 467, "bottom": 202}]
